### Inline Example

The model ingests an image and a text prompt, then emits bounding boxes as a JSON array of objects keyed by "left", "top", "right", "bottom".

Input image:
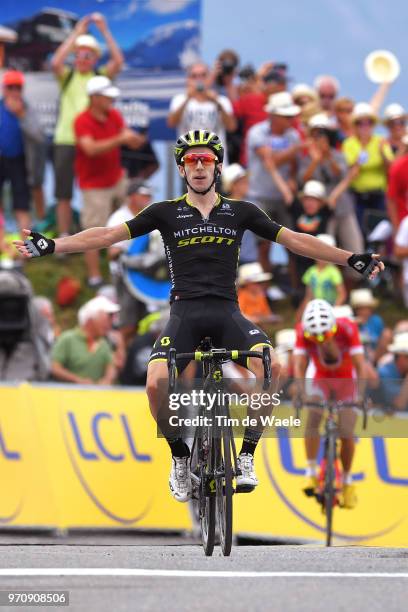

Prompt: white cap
[
  {"left": 316, "top": 233, "right": 336, "bottom": 248},
  {"left": 86, "top": 75, "right": 120, "bottom": 98},
  {"left": 275, "top": 328, "right": 296, "bottom": 350},
  {"left": 388, "top": 332, "right": 408, "bottom": 355},
  {"left": 78, "top": 296, "right": 120, "bottom": 326},
  {"left": 350, "top": 288, "right": 379, "bottom": 308},
  {"left": 264, "top": 92, "right": 300, "bottom": 116},
  {"left": 75, "top": 34, "right": 101, "bottom": 56},
  {"left": 308, "top": 112, "right": 335, "bottom": 130},
  {"left": 351, "top": 102, "right": 377, "bottom": 123},
  {"left": 291, "top": 83, "right": 317, "bottom": 101},
  {"left": 238, "top": 262, "right": 272, "bottom": 286},
  {"left": 383, "top": 103, "right": 406, "bottom": 122},
  {"left": 301, "top": 180, "right": 326, "bottom": 200},
  {"left": 332, "top": 305, "right": 354, "bottom": 320},
  {"left": 221, "top": 164, "right": 247, "bottom": 192}
]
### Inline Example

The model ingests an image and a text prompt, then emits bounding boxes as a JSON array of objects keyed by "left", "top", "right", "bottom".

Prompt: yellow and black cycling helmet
[{"left": 174, "top": 129, "right": 224, "bottom": 165}]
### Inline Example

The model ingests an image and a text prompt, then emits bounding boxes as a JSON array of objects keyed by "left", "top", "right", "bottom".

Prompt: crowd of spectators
[{"left": 0, "top": 16, "right": 407, "bottom": 411}]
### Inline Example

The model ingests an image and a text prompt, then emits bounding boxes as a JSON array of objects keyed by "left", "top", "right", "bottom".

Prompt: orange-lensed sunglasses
[
  {"left": 304, "top": 324, "right": 337, "bottom": 344},
  {"left": 181, "top": 152, "right": 217, "bottom": 166}
]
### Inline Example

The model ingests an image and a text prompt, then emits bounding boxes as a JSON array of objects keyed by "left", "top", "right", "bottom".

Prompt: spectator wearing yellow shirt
[
  {"left": 51, "top": 14, "right": 123, "bottom": 238},
  {"left": 342, "top": 103, "right": 393, "bottom": 232},
  {"left": 297, "top": 234, "right": 346, "bottom": 320}
]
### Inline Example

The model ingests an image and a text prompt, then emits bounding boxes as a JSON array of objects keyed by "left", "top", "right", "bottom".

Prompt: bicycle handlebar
[{"left": 168, "top": 346, "right": 272, "bottom": 391}]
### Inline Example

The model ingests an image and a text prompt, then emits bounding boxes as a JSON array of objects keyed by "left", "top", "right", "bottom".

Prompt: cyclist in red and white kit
[{"left": 293, "top": 299, "right": 365, "bottom": 509}]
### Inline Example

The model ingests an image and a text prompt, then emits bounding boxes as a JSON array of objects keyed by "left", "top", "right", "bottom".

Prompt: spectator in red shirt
[
  {"left": 74, "top": 76, "right": 145, "bottom": 288},
  {"left": 387, "top": 132, "right": 408, "bottom": 231}
]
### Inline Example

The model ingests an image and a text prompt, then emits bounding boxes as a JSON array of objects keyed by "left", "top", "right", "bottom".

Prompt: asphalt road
[{"left": 0, "top": 533, "right": 406, "bottom": 612}]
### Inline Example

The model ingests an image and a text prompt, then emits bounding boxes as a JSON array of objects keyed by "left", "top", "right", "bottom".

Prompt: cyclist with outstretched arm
[{"left": 14, "top": 129, "right": 383, "bottom": 503}]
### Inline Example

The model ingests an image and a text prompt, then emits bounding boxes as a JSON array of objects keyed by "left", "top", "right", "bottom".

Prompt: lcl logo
[
  {"left": 0, "top": 426, "right": 21, "bottom": 461},
  {"left": 67, "top": 412, "right": 152, "bottom": 463},
  {"left": 276, "top": 428, "right": 408, "bottom": 486},
  {"left": 63, "top": 411, "right": 153, "bottom": 524}
]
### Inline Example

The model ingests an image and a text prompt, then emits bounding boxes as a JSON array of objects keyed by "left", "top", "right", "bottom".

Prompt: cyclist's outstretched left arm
[
  {"left": 244, "top": 202, "right": 384, "bottom": 280},
  {"left": 278, "top": 228, "right": 384, "bottom": 280}
]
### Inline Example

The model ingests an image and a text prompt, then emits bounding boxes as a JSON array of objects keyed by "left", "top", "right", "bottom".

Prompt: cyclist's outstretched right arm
[{"left": 14, "top": 205, "right": 159, "bottom": 259}]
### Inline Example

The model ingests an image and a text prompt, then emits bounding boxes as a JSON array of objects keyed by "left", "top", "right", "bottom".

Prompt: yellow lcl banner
[{"left": 0, "top": 384, "right": 407, "bottom": 545}]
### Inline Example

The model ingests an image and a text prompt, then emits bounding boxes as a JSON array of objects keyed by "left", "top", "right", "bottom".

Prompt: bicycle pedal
[{"left": 303, "top": 487, "right": 317, "bottom": 498}]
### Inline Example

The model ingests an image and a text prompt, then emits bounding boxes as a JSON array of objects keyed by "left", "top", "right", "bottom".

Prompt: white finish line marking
[{"left": 0, "top": 569, "right": 406, "bottom": 579}]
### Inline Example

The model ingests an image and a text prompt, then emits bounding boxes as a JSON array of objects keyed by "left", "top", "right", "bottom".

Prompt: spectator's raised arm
[
  {"left": 92, "top": 13, "right": 124, "bottom": 78},
  {"left": 51, "top": 15, "right": 91, "bottom": 77}
]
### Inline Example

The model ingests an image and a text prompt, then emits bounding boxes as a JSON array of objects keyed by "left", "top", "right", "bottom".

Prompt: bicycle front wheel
[
  {"left": 324, "top": 434, "right": 336, "bottom": 547},
  {"left": 198, "top": 422, "right": 216, "bottom": 556},
  {"left": 215, "top": 422, "right": 233, "bottom": 556}
]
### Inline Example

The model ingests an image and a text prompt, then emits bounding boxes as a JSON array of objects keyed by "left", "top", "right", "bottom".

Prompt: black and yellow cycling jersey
[{"left": 125, "top": 193, "right": 284, "bottom": 303}]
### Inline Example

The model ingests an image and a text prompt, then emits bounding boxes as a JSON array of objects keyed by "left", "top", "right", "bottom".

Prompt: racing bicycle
[
  {"left": 168, "top": 337, "right": 272, "bottom": 556},
  {"left": 295, "top": 394, "right": 368, "bottom": 547}
]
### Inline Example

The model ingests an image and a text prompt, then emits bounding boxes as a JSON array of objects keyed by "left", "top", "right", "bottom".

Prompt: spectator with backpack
[{"left": 51, "top": 13, "right": 123, "bottom": 239}]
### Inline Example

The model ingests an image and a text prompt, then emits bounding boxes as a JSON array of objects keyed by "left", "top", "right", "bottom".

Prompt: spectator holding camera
[
  {"left": 383, "top": 103, "right": 407, "bottom": 157},
  {"left": 247, "top": 91, "right": 301, "bottom": 225},
  {"left": 74, "top": 76, "right": 145, "bottom": 288},
  {"left": 342, "top": 103, "right": 393, "bottom": 232},
  {"left": 299, "top": 113, "right": 364, "bottom": 256},
  {"left": 211, "top": 49, "right": 240, "bottom": 100},
  {"left": 233, "top": 62, "right": 290, "bottom": 165},
  {"left": 167, "top": 62, "right": 236, "bottom": 162},
  {"left": 51, "top": 13, "right": 124, "bottom": 239}
]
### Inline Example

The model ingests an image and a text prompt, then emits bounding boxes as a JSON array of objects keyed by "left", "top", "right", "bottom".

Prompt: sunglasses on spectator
[
  {"left": 5, "top": 85, "right": 22, "bottom": 90},
  {"left": 355, "top": 119, "right": 374, "bottom": 127},
  {"left": 337, "top": 107, "right": 353, "bottom": 114},
  {"left": 320, "top": 92, "right": 336, "bottom": 99},
  {"left": 76, "top": 50, "right": 96, "bottom": 60},
  {"left": 388, "top": 118, "right": 406, "bottom": 126},
  {"left": 189, "top": 71, "right": 208, "bottom": 79},
  {"left": 182, "top": 153, "right": 217, "bottom": 166}
]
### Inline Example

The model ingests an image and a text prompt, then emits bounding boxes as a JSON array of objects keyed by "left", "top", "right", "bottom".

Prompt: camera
[{"left": 196, "top": 82, "right": 205, "bottom": 93}]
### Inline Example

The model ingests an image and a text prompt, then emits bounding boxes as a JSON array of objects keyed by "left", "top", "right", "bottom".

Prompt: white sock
[
  {"left": 343, "top": 472, "right": 352, "bottom": 485},
  {"left": 305, "top": 460, "right": 317, "bottom": 477}
]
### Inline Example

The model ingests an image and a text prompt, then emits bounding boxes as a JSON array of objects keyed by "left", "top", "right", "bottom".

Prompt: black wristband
[
  {"left": 24, "top": 232, "right": 55, "bottom": 257},
  {"left": 347, "top": 253, "right": 379, "bottom": 277}
]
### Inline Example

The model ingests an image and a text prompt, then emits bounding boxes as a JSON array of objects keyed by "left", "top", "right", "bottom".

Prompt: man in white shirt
[
  {"left": 167, "top": 62, "right": 236, "bottom": 164},
  {"left": 394, "top": 216, "right": 408, "bottom": 306}
]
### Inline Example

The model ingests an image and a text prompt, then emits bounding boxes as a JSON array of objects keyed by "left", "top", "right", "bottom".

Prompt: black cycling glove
[
  {"left": 347, "top": 253, "right": 381, "bottom": 278},
  {"left": 24, "top": 231, "right": 55, "bottom": 257}
]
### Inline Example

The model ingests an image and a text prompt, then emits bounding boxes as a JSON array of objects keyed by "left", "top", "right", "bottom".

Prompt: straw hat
[
  {"left": 275, "top": 328, "right": 296, "bottom": 350},
  {"left": 316, "top": 233, "right": 336, "bottom": 248},
  {"left": 300, "top": 180, "right": 326, "bottom": 200},
  {"left": 75, "top": 34, "right": 101, "bottom": 56},
  {"left": 237, "top": 262, "right": 272, "bottom": 286},
  {"left": 264, "top": 92, "right": 300, "bottom": 116},
  {"left": 364, "top": 50, "right": 400, "bottom": 84},
  {"left": 351, "top": 102, "right": 378, "bottom": 124},
  {"left": 388, "top": 332, "right": 408, "bottom": 355},
  {"left": 222, "top": 164, "right": 247, "bottom": 192},
  {"left": 350, "top": 288, "right": 379, "bottom": 309}
]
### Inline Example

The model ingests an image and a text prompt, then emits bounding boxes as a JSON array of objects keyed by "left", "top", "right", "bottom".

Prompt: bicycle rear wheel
[
  {"left": 324, "top": 434, "right": 336, "bottom": 547},
  {"left": 215, "top": 421, "right": 233, "bottom": 556},
  {"left": 198, "top": 421, "right": 216, "bottom": 556}
]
